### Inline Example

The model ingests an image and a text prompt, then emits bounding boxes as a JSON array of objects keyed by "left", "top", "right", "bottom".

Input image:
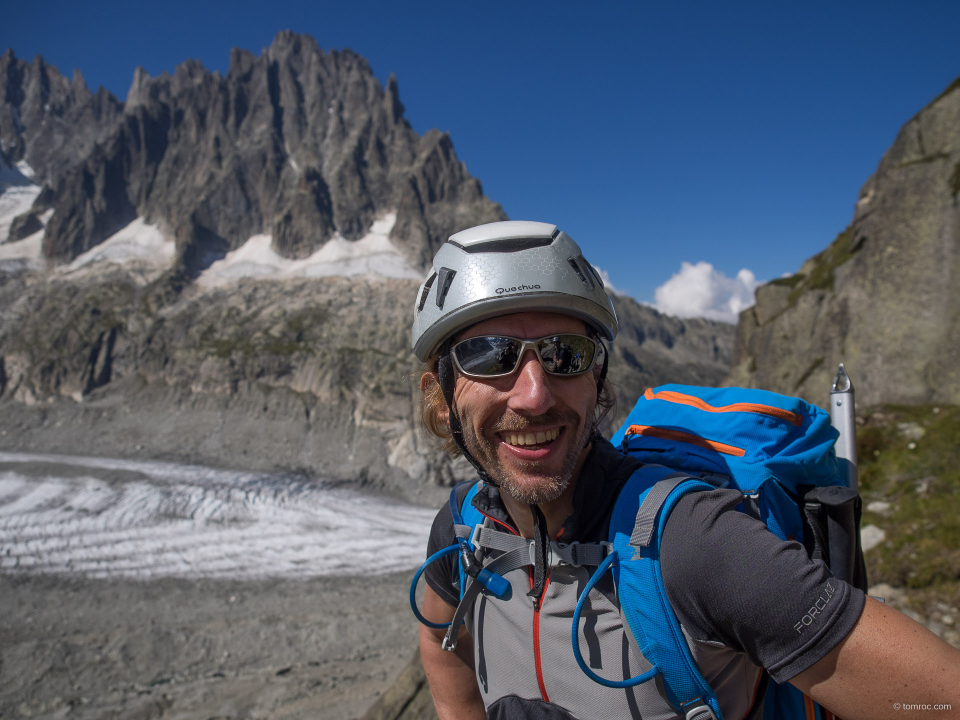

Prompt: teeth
[{"left": 505, "top": 428, "right": 561, "bottom": 446}]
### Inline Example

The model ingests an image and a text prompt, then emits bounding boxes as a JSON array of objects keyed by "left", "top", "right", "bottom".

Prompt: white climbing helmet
[{"left": 411, "top": 221, "right": 619, "bottom": 361}]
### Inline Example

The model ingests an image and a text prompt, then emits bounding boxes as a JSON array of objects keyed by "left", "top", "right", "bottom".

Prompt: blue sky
[{"left": 4, "top": 1, "right": 959, "bottom": 313}]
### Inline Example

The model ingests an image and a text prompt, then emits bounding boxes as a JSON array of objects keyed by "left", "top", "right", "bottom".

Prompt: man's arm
[
  {"left": 792, "top": 596, "right": 960, "bottom": 719},
  {"left": 419, "top": 585, "right": 486, "bottom": 720}
]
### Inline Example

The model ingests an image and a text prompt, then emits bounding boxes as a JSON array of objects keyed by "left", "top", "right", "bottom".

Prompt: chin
[{"left": 496, "top": 471, "right": 568, "bottom": 506}]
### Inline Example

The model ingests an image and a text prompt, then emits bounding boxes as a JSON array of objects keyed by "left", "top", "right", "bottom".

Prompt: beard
[{"left": 458, "top": 405, "right": 595, "bottom": 505}]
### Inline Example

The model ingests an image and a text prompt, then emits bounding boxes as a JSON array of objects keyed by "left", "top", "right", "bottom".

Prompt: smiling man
[{"left": 411, "top": 221, "right": 959, "bottom": 720}]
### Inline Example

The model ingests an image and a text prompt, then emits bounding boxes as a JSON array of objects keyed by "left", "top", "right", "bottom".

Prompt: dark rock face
[
  {"left": 728, "top": 76, "right": 960, "bottom": 406},
  {"left": 7, "top": 208, "right": 42, "bottom": 240},
  {"left": 0, "top": 50, "right": 123, "bottom": 188},
  {"left": 3, "top": 32, "right": 505, "bottom": 272}
]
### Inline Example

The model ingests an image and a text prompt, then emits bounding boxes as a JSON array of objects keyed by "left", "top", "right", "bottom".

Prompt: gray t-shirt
[{"left": 425, "top": 438, "right": 865, "bottom": 684}]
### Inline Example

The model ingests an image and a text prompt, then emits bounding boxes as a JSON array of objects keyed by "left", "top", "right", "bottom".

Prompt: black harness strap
[{"left": 528, "top": 503, "right": 550, "bottom": 601}]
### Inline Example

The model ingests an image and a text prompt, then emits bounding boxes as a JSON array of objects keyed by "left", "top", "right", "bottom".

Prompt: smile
[{"left": 499, "top": 427, "right": 562, "bottom": 448}]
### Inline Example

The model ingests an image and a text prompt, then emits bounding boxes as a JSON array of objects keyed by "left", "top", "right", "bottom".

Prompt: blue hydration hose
[
  {"left": 410, "top": 538, "right": 509, "bottom": 629},
  {"left": 571, "top": 551, "right": 659, "bottom": 688}
]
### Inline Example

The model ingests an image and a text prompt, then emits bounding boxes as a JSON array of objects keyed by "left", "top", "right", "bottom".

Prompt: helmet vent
[
  {"left": 567, "top": 257, "right": 595, "bottom": 290},
  {"left": 418, "top": 272, "right": 437, "bottom": 312},
  {"left": 449, "top": 237, "right": 554, "bottom": 254},
  {"left": 590, "top": 264, "right": 605, "bottom": 288},
  {"left": 436, "top": 267, "right": 457, "bottom": 309}
]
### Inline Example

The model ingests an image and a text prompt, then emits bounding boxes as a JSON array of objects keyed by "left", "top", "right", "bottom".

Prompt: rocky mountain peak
[
  {"left": 0, "top": 49, "right": 123, "bottom": 188},
  {"left": 3, "top": 32, "right": 505, "bottom": 276}
]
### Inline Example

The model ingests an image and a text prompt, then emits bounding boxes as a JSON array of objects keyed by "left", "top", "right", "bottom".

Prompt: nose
[{"left": 506, "top": 350, "right": 555, "bottom": 416}]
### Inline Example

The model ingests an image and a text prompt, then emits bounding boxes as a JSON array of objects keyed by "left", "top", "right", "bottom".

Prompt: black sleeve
[
  {"left": 424, "top": 501, "right": 460, "bottom": 608},
  {"left": 660, "top": 488, "right": 866, "bottom": 684}
]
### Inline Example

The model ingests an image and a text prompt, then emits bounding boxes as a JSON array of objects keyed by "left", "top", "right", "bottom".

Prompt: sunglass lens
[
  {"left": 454, "top": 337, "right": 522, "bottom": 376},
  {"left": 537, "top": 335, "right": 597, "bottom": 374}
]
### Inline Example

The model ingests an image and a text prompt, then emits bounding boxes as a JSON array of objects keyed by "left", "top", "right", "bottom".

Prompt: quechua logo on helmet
[{"left": 495, "top": 284, "right": 542, "bottom": 295}]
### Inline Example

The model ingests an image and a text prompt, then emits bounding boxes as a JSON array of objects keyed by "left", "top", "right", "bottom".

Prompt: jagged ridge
[{"left": 1, "top": 31, "right": 505, "bottom": 274}]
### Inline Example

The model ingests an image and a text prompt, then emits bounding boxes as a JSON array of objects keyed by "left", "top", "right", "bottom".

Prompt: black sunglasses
[{"left": 450, "top": 334, "right": 603, "bottom": 378}]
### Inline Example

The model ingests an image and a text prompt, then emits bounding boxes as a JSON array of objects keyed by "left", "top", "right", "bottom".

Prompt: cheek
[
  {"left": 561, "top": 379, "right": 598, "bottom": 415},
  {"left": 453, "top": 381, "right": 502, "bottom": 426}
]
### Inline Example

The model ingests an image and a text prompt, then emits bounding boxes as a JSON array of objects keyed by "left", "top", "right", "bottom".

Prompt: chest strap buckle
[
  {"left": 685, "top": 704, "right": 719, "bottom": 720},
  {"left": 547, "top": 540, "right": 613, "bottom": 568}
]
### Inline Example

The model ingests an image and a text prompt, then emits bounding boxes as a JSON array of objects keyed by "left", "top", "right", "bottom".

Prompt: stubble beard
[{"left": 459, "top": 406, "right": 596, "bottom": 505}]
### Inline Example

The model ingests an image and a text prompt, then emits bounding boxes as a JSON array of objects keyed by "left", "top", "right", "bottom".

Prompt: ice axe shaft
[{"left": 830, "top": 363, "right": 858, "bottom": 491}]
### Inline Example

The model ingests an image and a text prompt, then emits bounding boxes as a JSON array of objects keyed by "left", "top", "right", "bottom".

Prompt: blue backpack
[
  {"left": 571, "top": 384, "right": 866, "bottom": 719},
  {"left": 412, "top": 384, "right": 866, "bottom": 719}
]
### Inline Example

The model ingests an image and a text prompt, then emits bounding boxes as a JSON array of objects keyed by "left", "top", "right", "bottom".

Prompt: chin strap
[{"left": 596, "top": 339, "right": 609, "bottom": 397}]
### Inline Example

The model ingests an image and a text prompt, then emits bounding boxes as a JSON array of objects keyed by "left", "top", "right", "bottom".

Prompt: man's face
[{"left": 451, "top": 311, "right": 599, "bottom": 505}]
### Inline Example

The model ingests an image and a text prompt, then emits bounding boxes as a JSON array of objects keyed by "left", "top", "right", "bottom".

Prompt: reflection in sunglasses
[{"left": 452, "top": 334, "right": 600, "bottom": 378}]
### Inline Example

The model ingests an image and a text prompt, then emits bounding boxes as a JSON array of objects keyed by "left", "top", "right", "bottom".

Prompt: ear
[{"left": 420, "top": 371, "right": 449, "bottom": 424}]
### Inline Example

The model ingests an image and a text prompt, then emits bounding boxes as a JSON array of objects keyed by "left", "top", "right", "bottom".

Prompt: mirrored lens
[
  {"left": 453, "top": 335, "right": 598, "bottom": 377},
  {"left": 454, "top": 336, "right": 522, "bottom": 376},
  {"left": 536, "top": 335, "right": 597, "bottom": 374}
]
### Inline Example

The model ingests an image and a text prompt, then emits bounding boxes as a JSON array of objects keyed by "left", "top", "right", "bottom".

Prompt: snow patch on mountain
[
  {"left": 63, "top": 217, "right": 174, "bottom": 273},
  {"left": 0, "top": 160, "right": 42, "bottom": 244},
  {"left": 0, "top": 231, "right": 44, "bottom": 272},
  {"left": 196, "top": 213, "right": 423, "bottom": 286}
]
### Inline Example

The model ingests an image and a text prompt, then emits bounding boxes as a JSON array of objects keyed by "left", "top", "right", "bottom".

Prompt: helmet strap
[
  {"left": 437, "top": 342, "right": 494, "bottom": 486},
  {"left": 596, "top": 339, "right": 609, "bottom": 397}
]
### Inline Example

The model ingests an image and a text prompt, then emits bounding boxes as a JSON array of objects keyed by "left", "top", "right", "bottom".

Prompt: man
[{"left": 411, "top": 221, "right": 959, "bottom": 720}]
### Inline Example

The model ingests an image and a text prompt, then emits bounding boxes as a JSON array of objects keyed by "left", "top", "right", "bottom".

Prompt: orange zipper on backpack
[
  {"left": 624, "top": 425, "right": 746, "bottom": 457},
  {"left": 644, "top": 387, "right": 803, "bottom": 427}
]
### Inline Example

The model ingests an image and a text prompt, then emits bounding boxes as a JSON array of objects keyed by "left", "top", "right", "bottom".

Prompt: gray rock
[
  {"left": 361, "top": 651, "right": 437, "bottom": 720},
  {"left": 865, "top": 500, "right": 892, "bottom": 516},
  {"left": 0, "top": 49, "right": 123, "bottom": 187},
  {"left": 6, "top": 209, "right": 42, "bottom": 241},
  {"left": 727, "top": 74, "right": 960, "bottom": 406},
  {"left": 860, "top": 524, "right": 886, "bottom": 552}
]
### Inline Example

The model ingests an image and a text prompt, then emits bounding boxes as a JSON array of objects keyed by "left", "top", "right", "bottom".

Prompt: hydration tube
[
  {"left": 571, "top": 551, "right": 659, "bottom": 688},
  {"left": 410, "top": 537, "right": 509, "bottom": 629},
  {"left": 410, "top": 544, "right": 461, "bottom": 629}
]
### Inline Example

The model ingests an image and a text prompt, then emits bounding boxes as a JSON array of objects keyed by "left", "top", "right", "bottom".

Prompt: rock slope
[{"left": 727, "top": 75, "right": 960, "bottom": 406}]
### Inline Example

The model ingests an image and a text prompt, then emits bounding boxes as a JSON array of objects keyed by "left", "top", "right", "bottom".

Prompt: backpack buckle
[
  {"left": 550, "top": 540, "right": 582, "bottom": 567},
  {"left": 685, "top": 705, "right": 718, "bottom": 720},
  {"left": 469, "top": 523, "right": 483, "bottom": 551}
]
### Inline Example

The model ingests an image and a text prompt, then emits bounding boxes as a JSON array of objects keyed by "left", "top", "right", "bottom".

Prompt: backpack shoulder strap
[
  {"left": 447, "top": 480, "right": 484, "bottom": 600},
  {"left": 611, "top": 466, "right": 723, "bottom": 720}
]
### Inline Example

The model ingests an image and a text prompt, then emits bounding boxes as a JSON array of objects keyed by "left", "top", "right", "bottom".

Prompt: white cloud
[{"left": 654, "top": 261, "right": 762, "bottom": 324}]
